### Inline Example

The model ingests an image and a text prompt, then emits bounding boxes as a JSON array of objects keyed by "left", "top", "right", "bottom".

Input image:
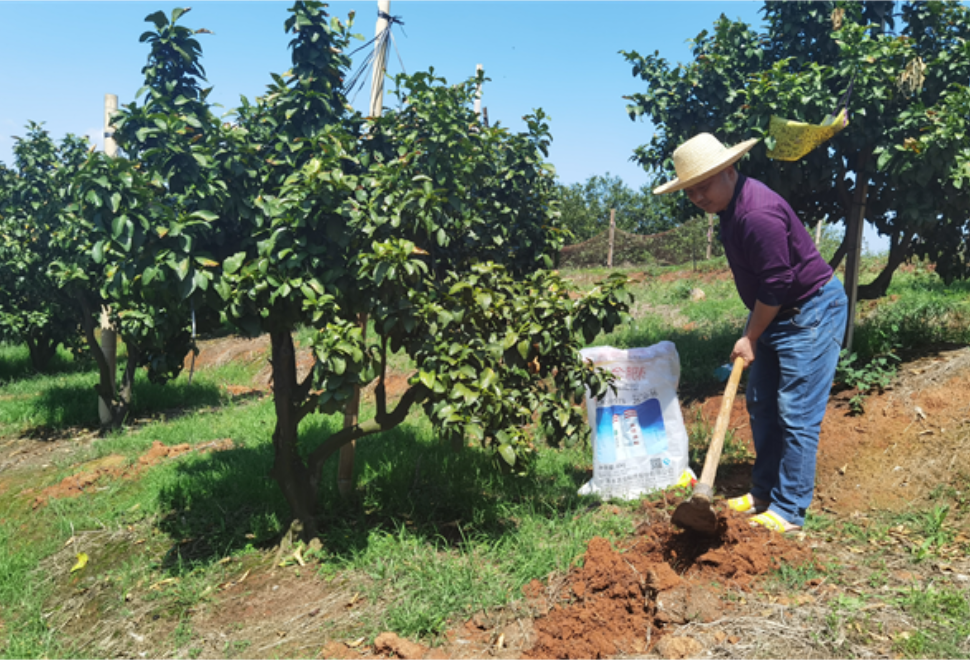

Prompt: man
[{"left": 654, "top": 133, "right": 848, "bottom": 533}]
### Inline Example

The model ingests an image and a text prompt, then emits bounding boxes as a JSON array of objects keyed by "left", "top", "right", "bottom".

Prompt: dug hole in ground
[{"left": 11, "top": 335, "right": 970, "bottom": 660}]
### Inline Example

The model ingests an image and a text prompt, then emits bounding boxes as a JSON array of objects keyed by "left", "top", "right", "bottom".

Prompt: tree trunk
[
  {"left": 267, "top": 329, "right": 320, "bottom": 540},
  {"left": 857, "top": 231, "right": 915, "bottom": 300},
  {"left": 25, "top": 332, "right": 56, "bottom": 373},
  {"left": 75, "top": 290, "right": 127, "bottom": 430}
]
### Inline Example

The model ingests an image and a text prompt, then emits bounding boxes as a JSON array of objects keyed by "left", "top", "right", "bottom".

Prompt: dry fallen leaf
[
  {"left": 149, "top": 577, "right": 178, "bottom": 590},
  {"left": 345, "top": 637, "right": 366, "bottom": 648}
]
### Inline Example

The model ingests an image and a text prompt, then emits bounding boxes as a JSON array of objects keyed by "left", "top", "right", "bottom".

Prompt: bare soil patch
[{"left": 28, "top": 439, "right": 235, "bottom": 509}]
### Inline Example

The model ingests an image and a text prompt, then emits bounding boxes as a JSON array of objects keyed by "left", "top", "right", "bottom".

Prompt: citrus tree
[
  {"left": 623, "top": 0, "right": 970, "bottom": 295},
  {"left": 0, "top": 124, "right": 88, "bottom": 372},
  {"left": 92, "top": 3, "right": 630, "bottom": 538}
]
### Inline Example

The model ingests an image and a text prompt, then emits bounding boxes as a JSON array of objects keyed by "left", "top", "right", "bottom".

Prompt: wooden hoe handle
[{"left": 697, "top": 356, "right": 745, "bottom": 490}]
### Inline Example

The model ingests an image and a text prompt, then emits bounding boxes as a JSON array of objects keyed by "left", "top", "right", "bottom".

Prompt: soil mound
[{"left": 524, "top": 502, "right": 813, "bottom": 659}]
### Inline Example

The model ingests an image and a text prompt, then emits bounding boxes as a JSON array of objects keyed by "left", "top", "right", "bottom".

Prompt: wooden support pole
[
  {"left": 339, "top": 0, "right": 390, "bottom": 497},
  {"left": 607, "top": 208, "right": 616, "bottom": 268},
  {"left": 104, "top": 94, "right": 118, "bottom": 157},
  {"left": 98, "top": 94, "right": 119, "bottom": 426},
  {"left": 474, "top": 63, "right": 483, "bottom": 117},
  {"left": 706, "top": 213, "right": 714, "bottom": 260}
]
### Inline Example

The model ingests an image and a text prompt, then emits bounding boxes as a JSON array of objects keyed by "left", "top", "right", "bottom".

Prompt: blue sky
[{"left": 0, "top": 1, "right": 886, "bottom": 250}]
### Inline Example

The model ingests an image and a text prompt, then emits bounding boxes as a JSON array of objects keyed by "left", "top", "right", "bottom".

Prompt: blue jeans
[{"left": 746, "top": 278, "right": 848, "bottom": 526}]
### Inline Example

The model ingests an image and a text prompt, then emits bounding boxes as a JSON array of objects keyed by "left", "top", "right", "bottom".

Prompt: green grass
[
  {"left": 0, "top": 348, "right": 642, "bottom": 656},
  {"left": 578, "top": 257, "right": 970, "bottom": 400},
  {"left": 0, "top": 343, "right": 248, "bottom": 438}
]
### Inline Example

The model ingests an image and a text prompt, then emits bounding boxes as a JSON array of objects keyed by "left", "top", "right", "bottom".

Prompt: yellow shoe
[
  {"left": 727, "top": 493, "right": 767, "bottom": 514},
  {"left": 749, "top": 510, "right": 801, "bottom": 534}
]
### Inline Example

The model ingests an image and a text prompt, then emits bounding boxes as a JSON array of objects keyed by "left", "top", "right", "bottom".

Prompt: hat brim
[{"left": 652, "top": 137, "right": 761, "bottom": 195}]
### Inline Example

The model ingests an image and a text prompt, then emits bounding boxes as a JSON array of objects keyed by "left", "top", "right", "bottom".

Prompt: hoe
[{"left": 671, "top": 356, "right": 745, "bottom": 535}]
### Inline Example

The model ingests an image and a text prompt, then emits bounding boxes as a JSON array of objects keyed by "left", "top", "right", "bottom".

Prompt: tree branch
[
  {"left": 295, "top": 391, "right": 321, "bottom": 426},
  {"left": 858, "top": 230, "right": 915, "bottom": 300},
  {"left": 307, "top": 382, "right": 427, "bottom": 476},
  {"left": 375, "top": 334, "right": 389, "bottom": 420}
]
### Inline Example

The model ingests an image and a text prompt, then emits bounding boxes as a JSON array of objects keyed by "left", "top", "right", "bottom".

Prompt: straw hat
[{"left": 653, "top": 133, "right": 760, "bottom": 195}]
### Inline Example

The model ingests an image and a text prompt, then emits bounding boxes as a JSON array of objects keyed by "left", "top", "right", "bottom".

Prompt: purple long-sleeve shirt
[{"left": 718, "top": 174, "right": 832, "bottom": 310}]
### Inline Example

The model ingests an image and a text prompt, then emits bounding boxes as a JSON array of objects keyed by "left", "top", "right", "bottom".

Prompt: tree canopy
[
  {"left": 36, "top": 2, "right": 631, "bottom": 538},
  {"left": 623, "top": 0, "right": 970, "bottom": 296},
  {"left": 0, "top": 124, "right": 87, "bottom": 372}
]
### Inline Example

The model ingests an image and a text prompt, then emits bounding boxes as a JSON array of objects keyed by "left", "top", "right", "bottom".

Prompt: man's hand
[{"left": 731, "top": 335, "right": 757, "bottom": 368}]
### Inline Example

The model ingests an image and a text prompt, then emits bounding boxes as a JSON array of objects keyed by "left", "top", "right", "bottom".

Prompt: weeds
[
  {"left": 893, "top": 584, "right": 970, "bottom": 658},
  {"left": 900, "top": 505, "right": 955, "bottom": 562},
  {"left": 835, "top": 349, "right": 900, "bottom": 414}
]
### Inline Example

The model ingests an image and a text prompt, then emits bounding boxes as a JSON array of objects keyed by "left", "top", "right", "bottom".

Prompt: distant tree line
[{"left": 555, "top": 174, "right": 681, "bottom": 244}]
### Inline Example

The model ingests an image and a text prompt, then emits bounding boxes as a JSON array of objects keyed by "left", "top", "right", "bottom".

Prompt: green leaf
[
  {"left": 475, "top": 291, "right": 493, "bottom": 309},
  {"left": 190, "top": 210, "right": 219, "bottom": 222},
  {"left": 175, "top": 257, "right": 190, "bottom": 281},
  {"left": 453, "top": 383, "right": 476, "bottom": 404},
  {"left": 479, "top": 367, "right": 497, "bottom": 389},
  {"left": 498, "top": 443, "right": 516, "bottom": 466},
  {"left": 111, "top": 215, "right": 127, "bottom": 240},
  {"left": 418, "top": 371, "right": 436, "bottom": 389},
  {"left": 192, "top": 269, "right": 208, "bottom": 293},
  {"left": 223, "top": 251, "right": 246, "bottom": 275}
]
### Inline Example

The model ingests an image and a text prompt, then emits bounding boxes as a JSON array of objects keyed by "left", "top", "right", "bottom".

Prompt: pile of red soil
[{"left": 524, "top": 501, "right": 813, "bottom": 659}]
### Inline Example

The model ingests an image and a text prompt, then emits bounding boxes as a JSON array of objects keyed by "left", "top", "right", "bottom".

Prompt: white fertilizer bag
[{"left": 578, "top": 341, "right": 690, "bottom": 500}]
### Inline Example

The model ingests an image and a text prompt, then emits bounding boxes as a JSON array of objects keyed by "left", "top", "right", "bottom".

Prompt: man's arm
[{"left": 731, "top": 300, "right": 780, "bottom": 367}]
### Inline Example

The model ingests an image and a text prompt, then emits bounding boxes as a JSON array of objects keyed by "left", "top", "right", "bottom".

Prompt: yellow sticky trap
[
  {"left": 767, "top": 108, "right": 849, "bottom": 161},
  {"left": 71, "top": 552, "right": 89, "bottom": 573}
]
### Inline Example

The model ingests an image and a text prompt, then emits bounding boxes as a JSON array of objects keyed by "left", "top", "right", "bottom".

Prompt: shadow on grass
[
  {"left": 23, "top": 374, "right": 225, "bottom": 438},
  {"left": 154, "top": 415, "right": 600, "bottom": 570},
  {"left": 0, "top": 346, "right": 87, "bottom": 384}
]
